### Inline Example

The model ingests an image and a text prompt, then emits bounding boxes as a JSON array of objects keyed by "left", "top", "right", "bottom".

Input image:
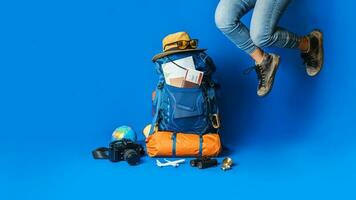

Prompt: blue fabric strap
[
  {"left": 202, "top": 86, "right": 219, "bottom": 131},
  {"left": 149, "top": 85, "right": 163, "bottom": 135},
  {"left": 199, "top": 134, "right": 203, "bottom": 157},
  {"left": 172, "top": 132, "right": 177, "bottom": 157},
  {"left": 207, "top": 87, "right": 217, "bottom": 113},
  {"left": 149, "top": 62, "right": 165, "bottom": 136}
]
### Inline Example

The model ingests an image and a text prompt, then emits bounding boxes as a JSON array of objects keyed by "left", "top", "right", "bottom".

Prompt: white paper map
[{"left": 161, "top": 56, "right": 203, "bottom": 87}]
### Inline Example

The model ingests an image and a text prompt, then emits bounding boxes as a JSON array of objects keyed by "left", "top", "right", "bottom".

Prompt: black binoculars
[{"left": 190, "top": 157, "right": 218, "bottom": 169}]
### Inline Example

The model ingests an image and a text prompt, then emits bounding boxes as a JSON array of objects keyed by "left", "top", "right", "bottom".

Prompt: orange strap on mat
[{"left": 146, "top": 131, "right": 221, "bottom": 157}]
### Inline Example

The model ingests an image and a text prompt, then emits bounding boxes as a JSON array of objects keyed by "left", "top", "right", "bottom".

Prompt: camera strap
[{"left": 92, "top": 147, "right": 110, "bottom": 159}]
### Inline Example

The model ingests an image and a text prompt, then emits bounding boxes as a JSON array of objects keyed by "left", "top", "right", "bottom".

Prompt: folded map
[{"left": 161, "top": 56, "right": 204, "bottom": 88}]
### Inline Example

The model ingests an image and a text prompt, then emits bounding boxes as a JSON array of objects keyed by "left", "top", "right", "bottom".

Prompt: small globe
[{"left": 112, "top": 126, "right": 137, "bottom": 142}]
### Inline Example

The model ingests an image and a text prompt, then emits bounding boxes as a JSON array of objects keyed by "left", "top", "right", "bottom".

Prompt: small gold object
[{"left": 221, "top": 157, "right": 233, "bottom": 171}]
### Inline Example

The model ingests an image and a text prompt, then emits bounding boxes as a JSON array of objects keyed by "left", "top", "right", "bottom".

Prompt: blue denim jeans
[{"left": 215, "top": 0, "right": 301, "bottom": 54}]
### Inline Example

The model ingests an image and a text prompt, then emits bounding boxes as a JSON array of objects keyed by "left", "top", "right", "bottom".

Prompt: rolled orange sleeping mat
[{"left": 146, "top": 131, "right": 221, "bottom": 157}]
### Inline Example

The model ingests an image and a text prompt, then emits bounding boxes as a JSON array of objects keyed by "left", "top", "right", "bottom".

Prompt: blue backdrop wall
[{"left": 1, "top": 0, "right": 355, "bottom": 199}]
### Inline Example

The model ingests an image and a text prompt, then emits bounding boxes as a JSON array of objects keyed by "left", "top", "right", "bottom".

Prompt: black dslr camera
[
  {"left": 92, "top": 139, "right": 145, "bottom": 166},
  {"left": 109, "top": 139, "right": 145, "bottom": 165}
]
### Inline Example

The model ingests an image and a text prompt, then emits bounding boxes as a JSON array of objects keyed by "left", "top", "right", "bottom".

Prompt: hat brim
[{"left": 152, "top": 48, "right": 207, "bottom": 62}]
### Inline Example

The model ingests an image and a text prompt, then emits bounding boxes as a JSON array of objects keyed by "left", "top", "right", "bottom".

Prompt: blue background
[{"left": 1, "top": 0, "right": 355, "bottom": 199}]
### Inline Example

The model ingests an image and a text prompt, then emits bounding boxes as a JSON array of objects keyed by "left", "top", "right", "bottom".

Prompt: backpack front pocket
[
  {"left": 165, "top": 85, "right": 204, "bottom": 119},
  {"left": 160, "top": 85, "right": 209, "bottom": 133}
]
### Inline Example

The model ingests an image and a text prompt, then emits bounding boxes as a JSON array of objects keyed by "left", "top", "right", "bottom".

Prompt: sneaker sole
[
  {"left": 258, "top": 55, "right": 280, "bottom": 97},
  {"left": 307, "top": 30, "right": 324, "bottom": 77}
]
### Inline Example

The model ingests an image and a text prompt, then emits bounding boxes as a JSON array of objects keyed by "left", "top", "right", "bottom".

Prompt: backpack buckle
[
  {"left": 210, "top": 114, "right": 220, "bottom": 129},
  {"left": 157, "top": 81, "right": 164, "bottom": 89}
]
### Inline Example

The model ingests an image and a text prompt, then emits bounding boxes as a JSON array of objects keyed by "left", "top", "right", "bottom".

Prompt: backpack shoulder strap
[
  {"left": 202, "top": 81, "right": 220, "bottom": 130},
  {"left": 149, "top": 62, "right": 165, "bottom": 135},
  {"left": 208, "top": 87, "right": 220, "bottom": 129}
]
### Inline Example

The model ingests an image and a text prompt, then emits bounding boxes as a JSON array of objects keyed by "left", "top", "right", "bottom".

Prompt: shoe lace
[{"left": 243, "top": 65, "right": 266, "bottom": 87}]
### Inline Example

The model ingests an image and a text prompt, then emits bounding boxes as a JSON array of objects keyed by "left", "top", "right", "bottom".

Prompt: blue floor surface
[{"left": 1, "top": 0, "right": 356, "bottom": 199}]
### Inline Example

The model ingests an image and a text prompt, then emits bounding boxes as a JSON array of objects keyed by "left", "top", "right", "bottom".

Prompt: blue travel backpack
[{"left": 148, "top": 51, "right": 221, "bottom": 135}]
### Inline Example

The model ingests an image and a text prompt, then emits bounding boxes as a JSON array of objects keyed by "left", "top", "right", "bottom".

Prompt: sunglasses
[{"left": 164, "top": 39, "right": 198, "bottom": 51}]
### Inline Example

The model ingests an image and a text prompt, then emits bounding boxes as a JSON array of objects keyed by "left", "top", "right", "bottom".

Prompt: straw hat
[{"left": 152, "top": 31, "right": 206, "bottom": 62}]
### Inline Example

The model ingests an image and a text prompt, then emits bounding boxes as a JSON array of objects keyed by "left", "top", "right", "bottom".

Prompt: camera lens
[{"left": 123, "top": 149, "right": 139, "bottom": 166}]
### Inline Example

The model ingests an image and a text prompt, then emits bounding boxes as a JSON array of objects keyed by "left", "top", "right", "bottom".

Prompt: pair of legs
[
  {"left": 215, "top": 0, "right": 308, "bottom": 63},
  {"left": 215, "top": 0, "right": 323, "bottom": 96}
]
